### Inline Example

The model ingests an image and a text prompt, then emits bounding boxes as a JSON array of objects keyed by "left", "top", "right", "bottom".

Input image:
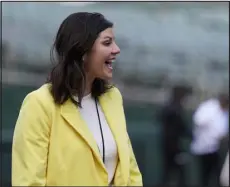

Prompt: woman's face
[{"left": 84, "top": 27, "right": 120, "bottom": 81}]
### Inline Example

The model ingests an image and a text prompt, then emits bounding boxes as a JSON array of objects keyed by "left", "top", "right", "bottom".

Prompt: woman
[{"left": 12, "top": 12, "right": 142, "bottom": 186}]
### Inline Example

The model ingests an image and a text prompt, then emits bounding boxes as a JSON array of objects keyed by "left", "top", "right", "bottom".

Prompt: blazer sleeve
[
  {"left": 12, "top": 92, "right": 51, "bottom": 186},
  {"left": 114, "top": 87, "right": 143, "bottom": 186}
]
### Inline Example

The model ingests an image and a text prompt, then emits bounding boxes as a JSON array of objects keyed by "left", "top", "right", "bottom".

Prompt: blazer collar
[
  {"left": 61, "top": 93, "right": 129, "bottom": 183},
  {"left": 60, "top": 92, "right": 129, "bottom": 183},
  {"left": 60, "top": 97, "right": 105, "bottom": 167}
]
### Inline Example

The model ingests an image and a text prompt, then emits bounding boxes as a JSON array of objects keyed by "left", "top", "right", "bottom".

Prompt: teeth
[
  {"left": 107, "top": 59, "right": 115, "bottom": 63},
  {"left": 105, "top": 59, "right": 115, "bottom": 70},
  {"left": 106, "top": 63, "right": 113, "bottom": 70}
]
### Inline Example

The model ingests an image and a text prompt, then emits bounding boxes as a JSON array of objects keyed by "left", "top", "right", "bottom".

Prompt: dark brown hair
[{"left": 47, "top": 12, "right": 113, "bottom": 106}]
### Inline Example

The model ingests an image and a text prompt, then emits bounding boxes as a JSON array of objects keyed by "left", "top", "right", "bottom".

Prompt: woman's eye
[{"left": 104, "top": 41, "right": 111, "bottom": 46}]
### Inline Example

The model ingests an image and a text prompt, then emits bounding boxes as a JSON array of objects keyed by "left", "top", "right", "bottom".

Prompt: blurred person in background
[
  {"left": 159, "top": 85, "right": 192, "bottom": 187},
  {"left": 220, "top": 151, "right": 229, "bottom": 187},
  {"left": 12, "top": 12, "right": 142, "bottom": 186},
  {"left": 190, "top": 93, "right": 229, "bottom": 187}
]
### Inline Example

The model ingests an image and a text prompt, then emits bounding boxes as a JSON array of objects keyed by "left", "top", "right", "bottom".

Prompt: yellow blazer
[{"left": 12, "top": 84, "right": 142, "bottom": 186}]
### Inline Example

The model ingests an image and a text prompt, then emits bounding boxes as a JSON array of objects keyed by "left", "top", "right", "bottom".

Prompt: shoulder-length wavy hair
[{"left": 47, "top": 12, "right": 114, "bottom": 106}]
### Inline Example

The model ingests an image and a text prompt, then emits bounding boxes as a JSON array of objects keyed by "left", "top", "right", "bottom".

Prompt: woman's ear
[
  {"left": 82, "top": 53, "right": 89, "bottom": 62},
  {"left": 82, "top": 54, "right": 86, "bottom": 62},
  {"left": 82, "top": 53, "right": 90, "bottom": 71}
]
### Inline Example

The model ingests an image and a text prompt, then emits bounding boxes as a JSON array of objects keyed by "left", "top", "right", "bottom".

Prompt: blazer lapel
[
  {"left": 60, "top": 98, "right": 106, "bottom": 172},
  {"left": 99, "top": 94, "right": 129, "bottom": 184}
]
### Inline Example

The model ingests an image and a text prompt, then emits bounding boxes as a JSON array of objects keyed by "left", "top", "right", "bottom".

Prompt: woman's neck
[
  {"left": 84, "top": 86, "right": 91, "bottom": 96},
  {"left": 84, "top": 75, "right": 94, "bottom": 96}
]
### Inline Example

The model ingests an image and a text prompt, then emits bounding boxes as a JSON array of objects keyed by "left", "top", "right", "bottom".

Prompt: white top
[
  {"left": 73, "top": 94, "right": 118, "bottom": 184},
  {"left": 190, "top": 98, "right": 229, "bottom": 155},
  {"left": 220, "top": 151, "right": 229, "bottom": 187}
]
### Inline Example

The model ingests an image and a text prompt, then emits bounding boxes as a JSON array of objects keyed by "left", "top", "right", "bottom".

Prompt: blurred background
[{"left": 2, "top": 2, "right": 229, "bottom": 186}]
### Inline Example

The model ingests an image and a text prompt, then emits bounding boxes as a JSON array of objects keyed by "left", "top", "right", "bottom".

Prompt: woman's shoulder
[
  {"left": 104, "top": 86, "right": 123, "bottom": 100},
  {"left": 22, "top": 83, "right": 55, "bottom": 109}
]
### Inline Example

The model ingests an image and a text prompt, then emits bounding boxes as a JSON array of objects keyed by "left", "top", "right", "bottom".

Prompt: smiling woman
[
  {"left": 48, "top": 12, "right": 120, "bottom": 106},
  {"left": 11, "top": 12, "right": 142, "bottom": 186}
]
